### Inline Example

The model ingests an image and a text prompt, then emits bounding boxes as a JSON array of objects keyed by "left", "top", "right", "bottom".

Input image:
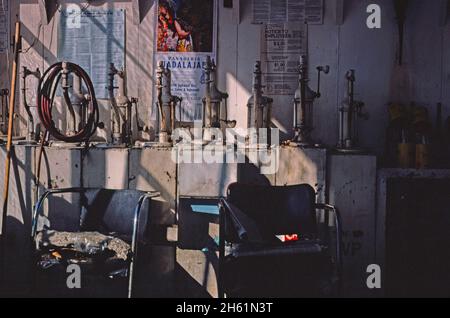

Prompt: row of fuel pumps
[
  {"left": 290, "top": 55, "right": 368, "bottom": 152},
  {"left": 152, "top": 54, "right": 369, "bottom": 152},
  {"left": 2, "top": 55, "right": 369, "bottom": 152}
]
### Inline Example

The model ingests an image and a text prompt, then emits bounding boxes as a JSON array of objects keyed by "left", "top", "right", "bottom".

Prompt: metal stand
[{"left": 336, "top": 70, "right": 368, "bottom": 153}]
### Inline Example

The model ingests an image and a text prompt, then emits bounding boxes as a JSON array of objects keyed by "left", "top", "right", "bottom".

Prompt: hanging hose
[{"left": 37, "top": 61, "right": 99, "bottom": 143}]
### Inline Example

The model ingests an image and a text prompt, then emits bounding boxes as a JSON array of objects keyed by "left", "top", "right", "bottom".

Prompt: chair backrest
[
  {"left": 226, "top": 183, "right": 317, "bottom": 240},
  {"left": 80, "top": 189, "right": 150, "bottom": 239}
]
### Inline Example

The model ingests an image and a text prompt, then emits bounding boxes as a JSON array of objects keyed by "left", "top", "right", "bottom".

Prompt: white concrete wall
[
  {"left": 221, "top": 0, "right": 450, "bottom": 155},
  {"left": 0, "top": 0, "right": 449, "bottom": 155}
]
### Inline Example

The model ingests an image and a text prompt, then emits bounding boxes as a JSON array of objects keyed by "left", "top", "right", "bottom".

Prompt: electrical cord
[{"left": 37, "top": 61, "right": 99, "bottom": 142}]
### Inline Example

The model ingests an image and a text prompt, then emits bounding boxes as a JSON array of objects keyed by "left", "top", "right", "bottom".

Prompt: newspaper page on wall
[
  {"left": 261, "top": 23, "right": 307, "bottom": 96},
  {"left": 253, "top": 0, "right": 324, "bottom": 25},
  {"left": 155, "top": 0, "right": 218, "bottom": 122},
  {"left": 0, "top": 0, "right": 9, "bottom": 53},
  {"left": 58, "top": 5, "right": 125, "bottom": 99}
]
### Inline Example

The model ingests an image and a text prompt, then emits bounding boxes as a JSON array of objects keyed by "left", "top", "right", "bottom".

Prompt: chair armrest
[
  {"left": 31, "top": 187, "right": 87, "bottom": 239},
  {"left": 315, "top": 203, "right": 343, "bottom": 280},
  {"left": 128, "top": 191, "right": 159, "bottom": 298},
  {"left": 219, "top": 198, "right": 263, "bottom": 243},
  {"left": 219, "top": 198, "right": 248, "bottom": 241},
  {"left": 130, "top": 192, "right": 159, "bottom": 256}
]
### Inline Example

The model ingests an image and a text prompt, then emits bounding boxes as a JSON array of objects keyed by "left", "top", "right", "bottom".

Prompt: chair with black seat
[
  {"left": 31, "top": 188, "right": 157, "bottom": 298},
  {"left": 218, "top": 183, "right": 342, "bottom": 298}
]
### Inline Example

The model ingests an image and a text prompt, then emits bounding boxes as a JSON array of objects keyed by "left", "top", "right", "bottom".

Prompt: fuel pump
[
  {"left": 155, "top": 61, "right": 182, "bottom": 144},
  {"left": 202, "top": 56, "right": 233, "bottom": 141},
  {"left": 336, "top": 70, "right": 368, "bottom": 152},
  {"left": 247, "top": 61, "right": 273, "bottom": 134},
  {"left": 108, "top": 63, "right": 132, "bottom": 145},
  {"left": 292, "top": 55, "right": 329, "bottom": 147}
]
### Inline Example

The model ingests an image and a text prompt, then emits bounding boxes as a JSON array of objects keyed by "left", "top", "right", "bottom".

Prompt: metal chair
[
  {"left": 31, "top": 188, "right": 158, "bottom": 298},
  {"left": 218, "top": 183, "right": 342, "bottom": 298}
]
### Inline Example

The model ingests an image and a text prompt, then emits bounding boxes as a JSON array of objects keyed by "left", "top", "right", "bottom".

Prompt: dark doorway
[{"left": 386, "top": 178, "right": 450, "bottom": 297}]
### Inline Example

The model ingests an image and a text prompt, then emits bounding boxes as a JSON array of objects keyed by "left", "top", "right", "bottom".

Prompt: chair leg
[
  {"left": 128, "top": 259, "right": 135, "bottom": 298},
  {"left": 218, "top": 259, "right": 224, "bottom": 298},
  {"left": 218, "top": 207, "right": 225, "bottom": 298}
]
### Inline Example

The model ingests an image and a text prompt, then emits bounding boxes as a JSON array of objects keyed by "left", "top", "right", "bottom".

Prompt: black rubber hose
[{"left": 37, "top": 62, "right": 99, "bottom": 143}]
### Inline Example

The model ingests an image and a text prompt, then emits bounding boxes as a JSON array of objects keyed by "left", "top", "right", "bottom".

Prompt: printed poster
[
  {"left": 58, "top": 6, "right": 125, "bottom": 99},
  {"left": 252, "top": 0, "right": 324, "bottom": 25},
  {"left": 155, "top": 0, "right": 218, "bottom": 122},
  {"left": 261, "top": 23, "right": 307, "bottom": 95},
  {"left": 0, "top": 0, "right": 9, "bottom": 53}
]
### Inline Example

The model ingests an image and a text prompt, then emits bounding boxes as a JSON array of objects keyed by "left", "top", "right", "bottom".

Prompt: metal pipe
[
  {"left": 108, "top": 63, "right": 123, "bottom": 144},
  {"left": 316, "top": 203, "right": 343, "bottom": 293},
  {"left": 346, "top": 70, "right": 355, "bottom": 146},
  {"left": 0, "top": 89, "right": 9, "bottom": 135},
  {"left": 61, "top": 62, "right": 77, "bottom": 136},
  {"left": 299, "top": 55, "right": 308, "bottom": 135},
  {"left": 253, "top": 61, "right": 262, "bottom": 130},
  {"left": 203, "top": 58, "right": 212, "bottom": 128},
  {"left": 129, "top": 193, "right": 158, "bottom": 298},
  {"left": 22, "top": 66, "right": 41, "bottom": 141},
  {"left": 72, "top": 74, "right": 85, "bottom": 131}
]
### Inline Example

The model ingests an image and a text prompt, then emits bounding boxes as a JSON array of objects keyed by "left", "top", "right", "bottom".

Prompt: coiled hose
[{"left": 37, "top": 61, "right": 99, "bottom": 142}]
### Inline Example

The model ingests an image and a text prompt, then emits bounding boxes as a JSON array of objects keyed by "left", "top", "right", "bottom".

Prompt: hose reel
[{"left": 37, "top": 61, "right": 99, "bottom": 143}]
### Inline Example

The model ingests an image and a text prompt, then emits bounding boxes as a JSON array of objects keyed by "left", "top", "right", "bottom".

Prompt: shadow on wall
[{"left": 17, "top": 1, "right": 156, "bottom": 139}]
